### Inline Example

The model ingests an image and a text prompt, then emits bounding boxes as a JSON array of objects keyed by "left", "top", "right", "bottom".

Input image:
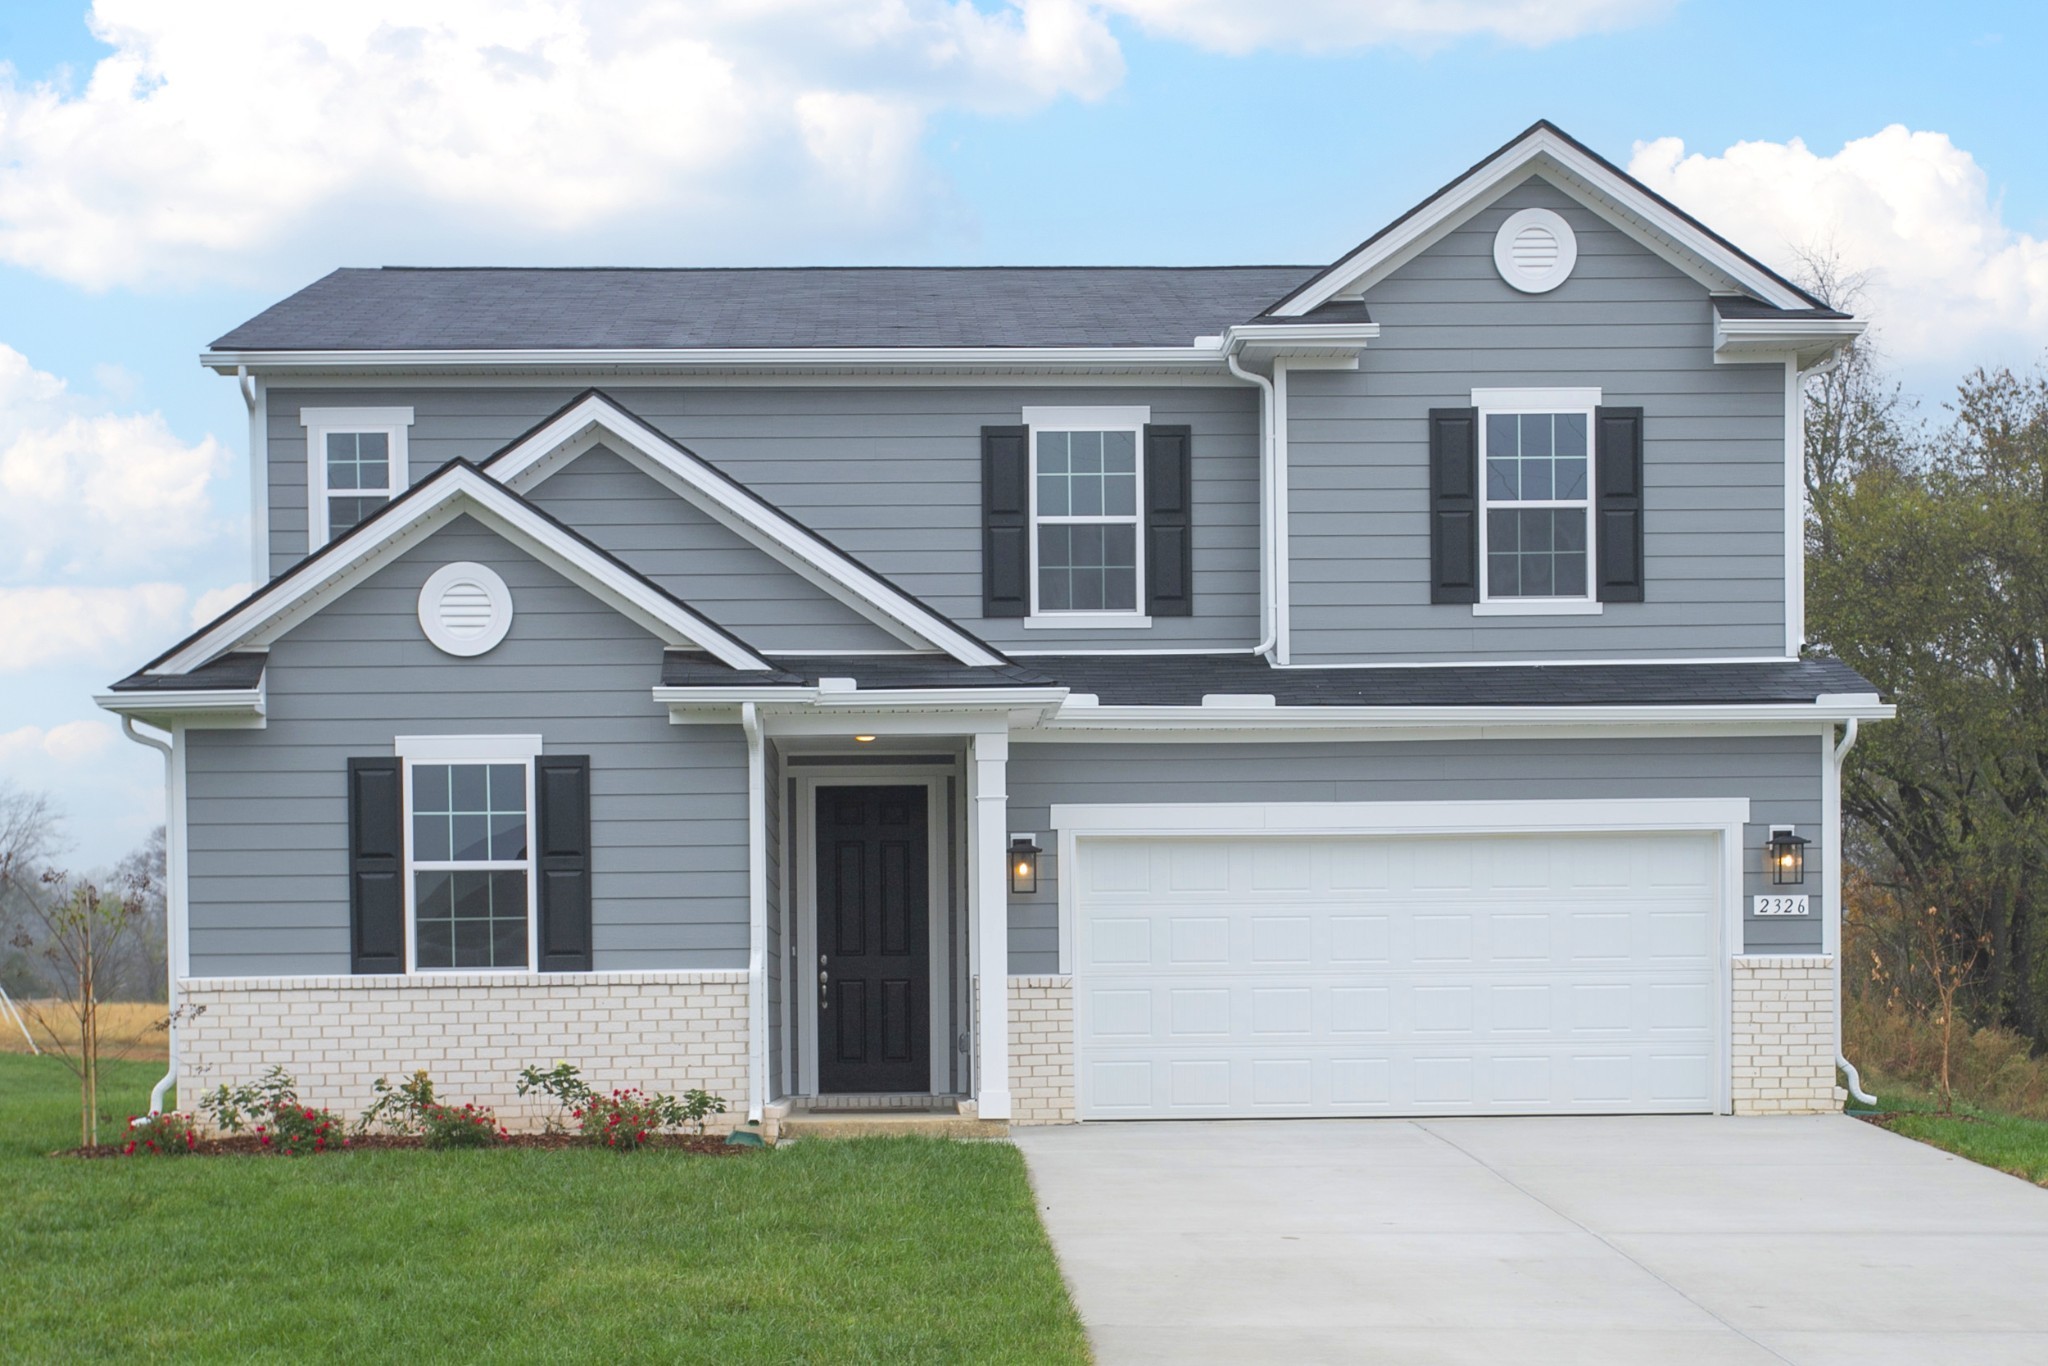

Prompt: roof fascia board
[
  {"left": 201, "top": 345, "right": 1232, "bottom": 376},
  {"left": 488, "top": 393, "right": 1006, "bottom": 667},
  {"left": 1271, "top": 128, "right": 1812, "bottom": 316},
  {"left": 93, "top": 686, "right": 266, "bottom": 729},
  {"left": 153, "top": 466, "right": 770, "bottom": 675},
  {"left": 1040, "top": 699, "right": 1895, "bottom": 729},
  {"left": 1714, "top": 314, "right": 1868, "bottom": 368}
]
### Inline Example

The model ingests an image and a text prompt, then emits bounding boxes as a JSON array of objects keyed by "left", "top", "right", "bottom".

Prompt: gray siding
[
  {"left": 1004, "top": 733, "right": 1826, "bottom": 974},
  {"left": 186, "top": 515, "right": 748, "bottom": 976},
  {"left": 1286, "top": 176, "right": 1789, "bottom": 663},
  {"left": 525, "top": 445, "right": 902, "bottom": 653},
  {"left": 267, "top": 384, "right": 1262, "bottom": 652}
]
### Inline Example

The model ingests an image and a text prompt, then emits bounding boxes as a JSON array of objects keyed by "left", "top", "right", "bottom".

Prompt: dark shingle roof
[
  {"left": 1713, "top": 296, "right": 1853, "bottom": 322},
  {"left": 209, "top": 266, "right": 1324, "bottom": 352},
  {"left": 109, "top": 652, "right": 268, "bottom": 692},
  {"left": 657, "top": 653, "right": 1877, "bottom": 707}
]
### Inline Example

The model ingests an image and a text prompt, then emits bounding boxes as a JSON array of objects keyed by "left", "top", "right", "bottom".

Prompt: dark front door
[{"left": 817, "top": 785, "right": 930, "bottom": 1094}]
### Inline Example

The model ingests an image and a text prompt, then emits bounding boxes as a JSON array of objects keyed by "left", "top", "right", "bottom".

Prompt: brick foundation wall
[
  {"left": 1008, "top": 976, "right": 1074, "bottom": 1126},
  {"left": 177, "top": 972, "right": 749, "bottom": 1133},
  {"left": 1731, "top": 955, "right": 1839, "bottom": 1115}
]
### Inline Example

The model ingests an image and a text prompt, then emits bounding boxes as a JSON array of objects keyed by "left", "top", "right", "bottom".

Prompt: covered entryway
[{"left": 1069, "top": 824, "right": 1726, "bottom": 1118}]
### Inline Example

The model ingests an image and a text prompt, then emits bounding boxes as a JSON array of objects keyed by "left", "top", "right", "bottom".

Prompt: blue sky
[{"left": 2, "top": 0, "right": 2044, "bottom": 867}]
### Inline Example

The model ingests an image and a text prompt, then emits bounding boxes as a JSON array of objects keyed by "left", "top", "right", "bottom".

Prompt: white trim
[
  {"left": 240, "top": 369, "right": 268, "bottom": 584},
  {"left": 743, "top": 705, "right": 768, "bottom": 1121},
  {"left": 1025, "top": 613, "right": 1152, "bottom": 631},
  {"left": 791, "top": 767, "right": 955, "bottom": 1098},
  {"left": 1471, "top": 386, "right": 1601, "bottom": 411},
  {"left": 970, "top": 730, "right": 1011, "bottom": 1118},
  {"left": 1024, "top": 406, "right": 1149, "bottom": 628},
  {"left": 394, "top": 733, "right": 544, "bottom": 762},
  {"left": 1270, "top": 125, "right": 1813, "bottom": 316},
  {"left": 1268, "top": 652, "right": 1798, "bottom": 670},
  {"left": 1472, "top": 600, "right": 1603, "bottom": 617},
  {"left": 1714, "top": 313, "right": 1866, "bottom": 368},
  {"left": 95, "top": 685, "right": 267, "bottom": 727},
  {"left": 208, "top": 346, "right": 1232, "bottom": 376},
  {"left": 397, "top": 737, "right": 542, "bottom": 976},
  {"left": 152, "top": 463, "right": 771, "bottom": 675},
  {"left": 1274, "top": 358, "right": 1294, "bottom": 664},
  {"left": 1040, "top": 700, "right": 1893, "bottom": 730},
  {"left": 1493, "top": 207, "right": 1578, "bottom": 293},
  {"left": 301, "top": 407, "right": 414, "bottom": 550},
  {"left": 1786, "top": 359, "right": 1805, "bottom": 657},
  {"left": 417, "top": 562, "right": 514, "bottom": 657},
  {"left": 483, "top": 393, "right": 1002, "bottom": 667}
]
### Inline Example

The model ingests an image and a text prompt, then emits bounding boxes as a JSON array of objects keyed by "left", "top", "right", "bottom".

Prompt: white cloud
[
  {"left": 188, "top": 582, "right": 253, "bottom": 628},
  {"left": 0, "top": 582, "right": 188, "bottom": 673},
  {"left": 0, "top": 0, "right": 1127, "bottom": 289},
  {"left": 1095, "top": 0, "right": 1669, "bottom": 54},
  {"left": 0, "top": 719, "right": 117, "bottom": 766},
  {"left": 1628, "top": 127, "right": 2048, "bottom": 363},
  {"left": 0, "top": 344, "right": 232, "bottom": 579}
]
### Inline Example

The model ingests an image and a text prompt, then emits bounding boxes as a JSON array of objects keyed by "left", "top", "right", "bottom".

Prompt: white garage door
[{"left": 1073, "top": 831, "right": 1722, "bottom": 1119}]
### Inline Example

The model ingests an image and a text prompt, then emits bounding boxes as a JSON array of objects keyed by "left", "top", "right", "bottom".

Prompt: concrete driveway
[{"left": 1012, "top": 1116, "right": 2048, "bottom": 1365}]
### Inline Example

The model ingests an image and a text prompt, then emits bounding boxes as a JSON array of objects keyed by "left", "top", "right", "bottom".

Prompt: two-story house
[{"left": 99, "top": 122, "right": 1889, "bottom": 1132}]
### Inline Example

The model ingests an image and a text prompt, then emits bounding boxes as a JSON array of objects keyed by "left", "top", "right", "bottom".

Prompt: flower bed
[{"left": 68, "top": 1132, "right": 747, "bottom": 1159}]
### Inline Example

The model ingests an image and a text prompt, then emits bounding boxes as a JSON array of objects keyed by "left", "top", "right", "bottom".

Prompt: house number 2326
[{"left": 1752, "top": 895, "right": 1810, "bottom": 917}]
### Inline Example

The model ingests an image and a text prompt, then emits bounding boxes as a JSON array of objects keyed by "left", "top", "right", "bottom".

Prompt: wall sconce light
[
  {"left": 1009, "top": 834, "right": 1042, "bottom": 894},
  {"left": 1766, "top": 826, "right": 1808, "bottom": 885},
  {"left": 853, "top": 734, "right": 876, "bottom": 743}
]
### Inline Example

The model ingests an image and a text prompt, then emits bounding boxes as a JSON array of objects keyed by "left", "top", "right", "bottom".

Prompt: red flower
[{"left": 123, "top": 1142, "right": 136, "bottom": 1156}]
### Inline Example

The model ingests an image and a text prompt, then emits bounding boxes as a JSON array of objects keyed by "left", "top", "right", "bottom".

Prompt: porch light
[
  {"left": 853, "top": 734, "right": 876, "bottom": 743},
  {"left": 1766, "top": 827, "right": 1808, "bottom": 885},
  {"left": 1009, "top": 834, "right": 1042, "bottom": 895}
]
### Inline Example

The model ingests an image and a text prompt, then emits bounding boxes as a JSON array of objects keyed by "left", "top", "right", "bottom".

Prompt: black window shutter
[
  {"left": 1428, "top": 408, "right": 1480, "bottom": 604},
  {"left": 347, "top": 757, "right": 405, "bottom": 974},
  {"left": 982, "top": 425, "right": 1030, "bottom": 617},
  {"left": 1595, "top": 406, "right": 1646, "bottom": 603},
  {"left": 1143, "top": 424, "right": 1194, "bottom": 617},
  {"left": 535, "top": 754, "right": 594, "bottom": 973}
]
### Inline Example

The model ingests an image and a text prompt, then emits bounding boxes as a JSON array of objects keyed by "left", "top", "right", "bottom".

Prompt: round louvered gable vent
[
  {"left": 418, "top": 562, "right": 513, "bottom": 657},
  {"left": 1493, "top": 207, "right": 1577, "bottom": 294}
]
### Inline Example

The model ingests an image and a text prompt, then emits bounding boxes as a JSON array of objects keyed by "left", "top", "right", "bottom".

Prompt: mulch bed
[{"left": 63, "top": 1132, "right": 754, "bottom": 1159}]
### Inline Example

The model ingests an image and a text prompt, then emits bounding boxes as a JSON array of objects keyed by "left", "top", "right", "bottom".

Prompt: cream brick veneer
[
  {"left": 177, "top": 972, "right": 748, "bottom": 1133},
  {"left": 1731, "top": 955, "right": 1838, "bottom": 1115},
  {"left": 1009, "top": 975, "right": 1074, "bottom": 1126}
]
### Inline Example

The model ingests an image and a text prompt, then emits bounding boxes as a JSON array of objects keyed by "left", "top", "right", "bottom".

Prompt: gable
[{"left": 524, "top": 445, "right": 906, "bottom": 653}]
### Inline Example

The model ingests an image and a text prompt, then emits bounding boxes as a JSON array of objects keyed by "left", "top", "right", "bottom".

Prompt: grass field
[
  {"left": 0, "top": 1000, "right": 168, "bottom": 1061},
  {"left": 0, "top": 1053, "right": 1087, "bottom": 1363},
  {"left": 1867, "top": 1081, "right": 2048, "bottom": 1187}
]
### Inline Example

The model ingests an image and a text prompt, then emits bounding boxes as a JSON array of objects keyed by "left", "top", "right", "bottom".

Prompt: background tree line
[
  {"left": 1804, "top": 254, "right": 2048, "bottom": 1096},
  {"left": 0, "top": 784, "right": 165, "bottom": 1004}
]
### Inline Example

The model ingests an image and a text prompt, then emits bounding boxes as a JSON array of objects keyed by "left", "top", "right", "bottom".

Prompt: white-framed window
[
  {"left": 1474, "top": 387, "right": 1602, "bottom": 615},
  {"left": 396, "top": 734, "right": 542, "bottom": 973},
  {"left": 1023, "top": 405, "right": 1149, "bottom": 628},
  {"left": 303, "top": 407, "right": 414, "bottom": 548}
]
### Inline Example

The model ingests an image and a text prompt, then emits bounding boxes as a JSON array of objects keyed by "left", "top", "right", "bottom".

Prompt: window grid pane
[
  {"left": 1487, "top": 508, "right": 1588, "bottom": 599},
  {"left": 326, "top": 431, "right": 390, "bottom": 494},
  {"left": 1037, "top": 428, "right": 1137, "bottom": 522},
  {"left": 1037, "top": 523, "right": 1137, "bottom": 612},
  {"left": 413, "top": 763, "right": 527, "bottom": 863},
  {"left": 414, "top": 869, "right": 530, "bottom": 969},
  {"left": 1485, "top": 410, "right": 1591, "bottom": 599}
]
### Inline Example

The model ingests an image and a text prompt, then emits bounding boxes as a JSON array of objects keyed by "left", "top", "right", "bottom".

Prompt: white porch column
[{"left": 970, "top": 729, "right": 1012, "bottom": 1119}]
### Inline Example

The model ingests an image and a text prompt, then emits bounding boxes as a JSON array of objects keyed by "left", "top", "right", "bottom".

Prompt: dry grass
[
  {"left": 0, "top": 1000, "right": 168, "bottom": 1062},
  {"left": 1845, "top": 993, "right": 2048, "bottom": 1120}
]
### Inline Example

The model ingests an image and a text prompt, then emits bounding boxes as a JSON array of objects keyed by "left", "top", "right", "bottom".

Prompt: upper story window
[
  {"left": 1474, "top": 388, "right": 1602, "bottom": 616},
  {"left": 1023, "top": 405, "right": 1150, "bottom": 627},
  {"left": 302, "top": 407, "right": 413, "bottom": 548},
  {"left": 398, "top": 734, "right": 542, "bottom": 972}
]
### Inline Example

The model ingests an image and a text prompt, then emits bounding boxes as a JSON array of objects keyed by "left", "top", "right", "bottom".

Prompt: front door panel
[{"left": 817, "top": 785, "right": 929, "bottom": 1093}]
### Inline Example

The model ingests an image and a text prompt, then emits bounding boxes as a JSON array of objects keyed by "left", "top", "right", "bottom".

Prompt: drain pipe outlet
[
  {"left": 1226, "top": 349, "right": 1279, "bottom": 658},
  {"left": 121, "top": 717, "right": 179, "bottom": 1117},
  {"left": 1832, "top": 718, "right": 1876, "bottom": 1106}
]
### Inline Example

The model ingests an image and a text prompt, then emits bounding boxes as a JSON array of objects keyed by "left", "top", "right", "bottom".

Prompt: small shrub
[
  {"left": 419, "top": 1102, "right": 509, "bottom": 1149},
  {"left": 573, "top": 1087, "right": 729, "bottom": 1150},
  {"left": 122, "top": 1111, "right": 198, "bottom": 1157},
  {"left": 358, "top": 1070, "right": 438, "bottom": 1135},
  {"left": 255, "top": 1104, "right": 347, "bottom": 1157},
  {"left": 516, "top": 1061, "right": 596, "bottom": 1133},
  {"left": 198, "top": 1065, "right": 300, "bottom": 1134}
]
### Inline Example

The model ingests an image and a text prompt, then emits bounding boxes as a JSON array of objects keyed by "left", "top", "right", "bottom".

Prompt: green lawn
[
  {"left": 0, "top": 1054, "right": 1087, "bottom": 1363},
  {"left": 1866, "top": 1083, "right": 2048, "bottom": 1187}
]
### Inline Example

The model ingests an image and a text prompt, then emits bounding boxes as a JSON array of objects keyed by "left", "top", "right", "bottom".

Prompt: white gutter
[
  {"left": 202, "top": 344, "right": 1236, "bottom": 376},
  {"left": 653, "top": 685, "right": 1069, "bottom": 712},
  {"left": 1225, "top": 350, "right": 1280, "bottom": 659},
  {"left": 1831, "top": 717, "right": 1878, "bottom": 1106},
  {"left": 118, "top": 718, "right": 180, "bottom": 1118},
  {"left": 1044, "top": 699, "right": 1896, "bottom": 730},
  {"left": 742, "top": 702, "right": 767, "bottom": 1124},
  {"left": 238, "top": 366, "right": 267, "bottom": 586},
  {"left": 95, "top": 688, "right": 267, "bottom": 722}
]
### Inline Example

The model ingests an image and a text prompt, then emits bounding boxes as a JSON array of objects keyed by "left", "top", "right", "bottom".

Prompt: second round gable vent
[
  {"left": 1493, "top": 207, "right": 1577, "bottom": 294},
  {"left": 418, "top": 562, "right": 513, "bottom": 657}
]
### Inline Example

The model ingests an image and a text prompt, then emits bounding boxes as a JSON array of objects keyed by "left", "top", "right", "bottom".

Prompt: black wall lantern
[
  {"left": 1766, "top": 826, "right": 1808, "bottom": 885},
  {"left": 1009, "top": 834, "right": 1042, "bottom": 895}
]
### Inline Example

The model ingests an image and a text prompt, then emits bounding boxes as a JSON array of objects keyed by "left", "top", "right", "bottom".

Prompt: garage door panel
[{"left": 1075, "top": 831, "right": 1721, "bottom": 1118}]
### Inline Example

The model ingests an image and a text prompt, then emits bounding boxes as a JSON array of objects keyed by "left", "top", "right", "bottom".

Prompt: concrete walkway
[{"left": 1012, "top": 1115, "right": 2048, "bottom": 1364}]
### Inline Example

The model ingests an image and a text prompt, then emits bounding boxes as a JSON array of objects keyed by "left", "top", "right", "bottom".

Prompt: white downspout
[
  {"left": 1226, "top": 350, "right": 1279, "bottom": 658},
  {"left": 120, "top": 717, "right": 180, "bottom": 1117},
  {"left": 1830, "top": 717, "right": 1876, "bottom": 1105},
  {"left": 238, "top": 366, "right": 267, "bottom": 586},
  {"left": 741, "top": 703, "right": 767, "bottom": 1124}
]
